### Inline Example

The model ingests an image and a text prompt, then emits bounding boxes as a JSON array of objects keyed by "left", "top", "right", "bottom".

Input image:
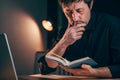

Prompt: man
[{"left": 38, "top": 0, "right": 120, "bottom": 78}]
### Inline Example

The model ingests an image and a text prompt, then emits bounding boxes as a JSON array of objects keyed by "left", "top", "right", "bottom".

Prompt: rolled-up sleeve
[{"left": 108, "top": 65, "right": 120, "bottom": 78}]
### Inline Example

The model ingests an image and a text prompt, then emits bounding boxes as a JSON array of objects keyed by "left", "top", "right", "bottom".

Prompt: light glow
[{"left": 42, "top": 20, "right": 53, "bottom": 31}]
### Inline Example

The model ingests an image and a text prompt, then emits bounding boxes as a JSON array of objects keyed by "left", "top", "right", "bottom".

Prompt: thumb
[{"left": 81, "top": 64, "right": 92, "bottom": 70}]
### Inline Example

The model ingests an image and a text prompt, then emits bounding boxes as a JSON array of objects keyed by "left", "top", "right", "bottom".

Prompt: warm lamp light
[{"left": 42, "top": 20, "right": 53, "bottom": 31}]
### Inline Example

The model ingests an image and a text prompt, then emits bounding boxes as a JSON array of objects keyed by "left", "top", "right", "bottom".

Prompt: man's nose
[{"left": 72, "top": 12, "right": 81, "bottom": 21}]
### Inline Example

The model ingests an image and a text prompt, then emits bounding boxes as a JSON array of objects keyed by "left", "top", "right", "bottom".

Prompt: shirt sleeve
[
  {"left": 108, "top": 17, "right": 120, "bottom": 78},
  {"left": 108, "top": 65, "right": 120, "bottom": 78},
  {"left": 38, "top": 55, "right": 56, "bottom": 74}
]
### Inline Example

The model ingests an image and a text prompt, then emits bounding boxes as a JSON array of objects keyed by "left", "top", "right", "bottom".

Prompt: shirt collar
[{"left": 86, "top": 11, "right": 96, "bottom": 30}]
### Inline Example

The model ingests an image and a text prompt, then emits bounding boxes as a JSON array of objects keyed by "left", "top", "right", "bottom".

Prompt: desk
[{"left": 19, "top": 74, "right": 120, "bottom": 80}]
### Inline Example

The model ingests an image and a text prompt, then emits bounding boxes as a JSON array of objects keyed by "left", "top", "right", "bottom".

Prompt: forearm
[
  {"left": 93, "top": 67, "right": 112, "bottom": 78},
  {"left": 46, "top": 38, "right": 69, "bottom": 68}
]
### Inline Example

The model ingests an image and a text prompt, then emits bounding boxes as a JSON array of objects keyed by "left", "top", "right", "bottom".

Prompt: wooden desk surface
[{"left": 19, "top": 74, "right": 120, "bottom": 80}]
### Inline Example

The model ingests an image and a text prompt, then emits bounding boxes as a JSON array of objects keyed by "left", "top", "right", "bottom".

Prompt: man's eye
[
  {"left": 66, "top": 11, "right": 72, "bottom": 16},
  {"left": 77, "top": 9, "right": 84, "bottom": 13},
  {"left": 67, "top": 11, "right": 72, "bottom": 14}
]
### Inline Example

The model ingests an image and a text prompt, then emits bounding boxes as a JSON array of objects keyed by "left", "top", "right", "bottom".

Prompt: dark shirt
[{"left": 38, "top": 11, "right": 120, "bottom": 78}]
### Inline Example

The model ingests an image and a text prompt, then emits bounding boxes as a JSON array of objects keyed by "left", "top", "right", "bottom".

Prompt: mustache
[{"left": 72, "top": 20, "right": 87, "bottom": 25}]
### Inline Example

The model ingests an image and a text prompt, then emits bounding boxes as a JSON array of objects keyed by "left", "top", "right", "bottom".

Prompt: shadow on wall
[{"left": 0, "top": 3, "right": 47, "bottom": 75}]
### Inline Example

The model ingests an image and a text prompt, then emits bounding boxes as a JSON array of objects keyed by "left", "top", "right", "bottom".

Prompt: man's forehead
[
  {"left": 61, "top": 0, "right": 82, "bottom": 5},
  {"left": 62, "top": 1, "right": 84, "bottom": 10}
]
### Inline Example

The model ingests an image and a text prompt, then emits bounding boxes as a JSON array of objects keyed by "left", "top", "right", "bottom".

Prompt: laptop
[{"left": 0, "top": 33, "right": 18, "bottom": 80}]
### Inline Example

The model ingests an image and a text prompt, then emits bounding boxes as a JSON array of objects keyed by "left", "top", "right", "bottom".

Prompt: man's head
[{"left": 58, "top": 0, "right": 93, "bottom": 27}]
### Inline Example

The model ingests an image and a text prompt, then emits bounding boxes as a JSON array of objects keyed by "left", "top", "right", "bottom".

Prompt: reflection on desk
[{"left": 19, "top": 74, "right": 120, "bottom": 80}]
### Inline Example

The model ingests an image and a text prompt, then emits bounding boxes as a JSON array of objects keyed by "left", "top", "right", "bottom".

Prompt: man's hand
[
  {"left": 61, "top": 23, "right": 86, "bottom": 46},
  {"left": 59, "top": 64, "right": 96, "bottom": 76},
  {"left": 59, "top": 64, "right": 112, "bottom": 78}
]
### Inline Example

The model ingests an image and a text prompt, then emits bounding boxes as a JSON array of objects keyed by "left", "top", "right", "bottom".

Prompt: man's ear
[{"left": 90, "top": 0, "right": 94, "bottom": 10}]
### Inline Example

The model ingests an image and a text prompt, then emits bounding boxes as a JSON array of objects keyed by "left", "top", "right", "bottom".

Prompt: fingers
[
  {"left": 76, "top": 27, "right": 85, "bottom": 32},
  {"left": 69, "top": 21, "right": 87, "bottom": 28},
  {"left": 59, "top": 65, "right": 76, "bottom": 73},
  {"left": 81, "top": 64, "right": 94, "bottom": 72},
  {"left": 62, "top": 23, "right": 86, "bottom": 45},
  {"left": 59, "top": 65, "right": 91, "bottom": 76},
  {"left": 70, "top": 26, "right": 85, "bottom": 40},
  {"left": 81, "top": 64, "right": 92, "bottom": 70},
  {"left": 70, "top": 23, "right": 86, "bottom": 34}
]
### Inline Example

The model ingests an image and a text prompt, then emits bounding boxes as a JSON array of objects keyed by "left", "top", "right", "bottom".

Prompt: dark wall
[
  {"left": 93, "top": 0, "right": 120, "bottom": 18},
  {"left": 47, "top": 0, "right": 58, "bottom": 49}
]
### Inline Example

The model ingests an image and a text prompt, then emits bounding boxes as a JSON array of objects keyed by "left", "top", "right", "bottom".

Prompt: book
[{"left": 46, "top": 54, "right": 98, "bottom": 68}]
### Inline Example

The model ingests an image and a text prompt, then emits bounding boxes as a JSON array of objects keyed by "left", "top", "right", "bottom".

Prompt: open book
[{"left": 46, "top": 54, "right": 98, "bottom": 68}]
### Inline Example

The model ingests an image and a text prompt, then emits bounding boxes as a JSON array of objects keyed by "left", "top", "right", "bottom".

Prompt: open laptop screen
[{"left": 0, "top": 33, "right": 18, "bottom": 80}]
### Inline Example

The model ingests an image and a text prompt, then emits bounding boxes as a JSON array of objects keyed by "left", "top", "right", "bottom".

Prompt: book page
[
  {"left": 52, "top": 54, "right": 70, "bottom": 65},
  {"left": 46, "top": 56, "right": 65, "bottom": 64},
  {"left": 46, "top": 55, "right": 70, "bottom": 66}
]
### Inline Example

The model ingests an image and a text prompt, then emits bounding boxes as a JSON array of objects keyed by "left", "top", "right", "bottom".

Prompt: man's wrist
[
  {"left": 94, "top": 67, "right": 112, "bottom": 78},
  {"left": 47, "top": 38, "right": 69, "bottom": 56},
  {"left": 59, "top": 37, "right": 71, "bottom": 47}
]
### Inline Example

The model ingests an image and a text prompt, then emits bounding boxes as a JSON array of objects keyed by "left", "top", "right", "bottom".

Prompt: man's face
[{"left": 62, "top": 1, "right": 92, "bottom": 27}]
